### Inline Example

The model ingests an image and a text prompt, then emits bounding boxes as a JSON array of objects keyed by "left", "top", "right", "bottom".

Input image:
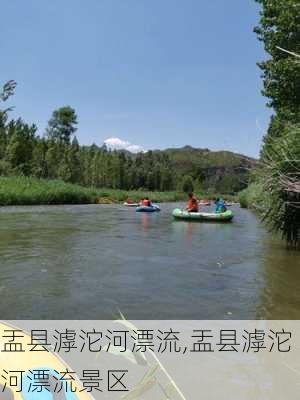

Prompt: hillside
[{"left": 151, "top": 145, "right": 257, "bottom": 194}]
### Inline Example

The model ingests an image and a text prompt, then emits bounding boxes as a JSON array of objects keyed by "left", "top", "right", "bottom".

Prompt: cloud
[{"left": 104, "top": 137, "right": 145, "bottom": 153}]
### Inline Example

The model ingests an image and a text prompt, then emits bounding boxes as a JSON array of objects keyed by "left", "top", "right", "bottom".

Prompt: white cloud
[{"left": 104, "top": 137, "right": 145, "bottom": 153}]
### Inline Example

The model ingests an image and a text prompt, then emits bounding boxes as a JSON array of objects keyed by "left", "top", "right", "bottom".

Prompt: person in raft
[
  {"left": 215, "top": 197, "right": 227, "bottom": 213},
  {"left": 186, "top": 192, "right": 199, "bottom": 213},
  {"left": 126, "top": 198, "right": 134, "bottom": 204},
  {"left": 142, "top": 197, "right": 152, "bottom": 207}
]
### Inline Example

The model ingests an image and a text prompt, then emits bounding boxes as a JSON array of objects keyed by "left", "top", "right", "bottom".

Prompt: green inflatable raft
[{"left": 172, "top": 208, "right": 234, "bottom": 222}]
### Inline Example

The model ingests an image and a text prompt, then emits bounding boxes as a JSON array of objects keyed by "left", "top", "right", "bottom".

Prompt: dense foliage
[
  {"left": 254, "top": 0, "right": 300, "bottom": 247},
  {"left": 0, "top": 176, "right": 186, "bottom": 206},
  {"left": 239, "top": 182, "right": 265, "bottom": 210},
  {"left": 0, "top": 82, "right": 252, "bottom": 194},
  {"left": 162, "top": 146, "right": 254, "bottom": 194},
  {"left": 254, "top": 0, "right": 300, "bottom": 156},
  {"left": 260, "top": 125, "right": 300, "bottom": 246}
]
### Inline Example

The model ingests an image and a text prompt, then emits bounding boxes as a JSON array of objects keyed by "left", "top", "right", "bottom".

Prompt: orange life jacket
[{"left": 188, "top": 198, "right": 199, "bottom": 212}]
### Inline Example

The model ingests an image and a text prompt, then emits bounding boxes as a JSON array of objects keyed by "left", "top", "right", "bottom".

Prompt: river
[{"left": 0, "top": 203, "right": 299, "bottom": 319}]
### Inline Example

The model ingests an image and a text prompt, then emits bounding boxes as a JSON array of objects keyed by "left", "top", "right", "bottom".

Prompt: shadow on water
[{"left": 256, "top": 236, "right": 300, "bottom": 319}]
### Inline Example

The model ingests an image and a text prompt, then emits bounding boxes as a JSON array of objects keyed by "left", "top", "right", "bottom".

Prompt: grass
[
  {"left": 0, "top": 176, "right": 239, "bottom": 206},
  {"left": 0, "top": 176, "right": 186, "bottom": 206},
  {"left": 238, "top": 182, "right": 264, "bottom": 209}
]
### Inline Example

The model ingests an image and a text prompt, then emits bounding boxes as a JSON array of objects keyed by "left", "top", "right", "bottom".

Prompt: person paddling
[
  {"left": 186, "top": 192, "right": 199, "bottom": 213},
  {"left": 142, "top": 197, "right": 152, "bottom": 207},
  {"left": 215, "top": 197, "right": 227, "bottom": 213}
]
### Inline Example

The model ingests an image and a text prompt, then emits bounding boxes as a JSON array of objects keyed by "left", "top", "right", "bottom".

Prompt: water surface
[{"left": 0, "top": 203, "right": 299, "bottom": 319}]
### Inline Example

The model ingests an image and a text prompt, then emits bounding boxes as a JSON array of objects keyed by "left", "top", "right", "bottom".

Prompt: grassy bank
[
  {"left": 0, "top": 176, "right": 239, "bottom": 206},
  {"left": 0, "top": 177, "right": 187, "bottom": 206},
  {"left": 238, "top": 182, "right": 266, "bottom": 210}
]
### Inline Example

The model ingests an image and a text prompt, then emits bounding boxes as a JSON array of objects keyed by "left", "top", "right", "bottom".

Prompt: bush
[
  {"left": 182, "top": 175, "right": 194, "bottom": 193},
  {"left": 259, "top": 124, "right": 300, "bottom": 247},
  {"left": 238, "top": 183, "right": 265, "bottom": 209}
]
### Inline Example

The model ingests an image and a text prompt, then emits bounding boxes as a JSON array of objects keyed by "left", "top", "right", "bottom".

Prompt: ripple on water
[{"left": 0, "top": 203, "right": 298, "bottom": 319}]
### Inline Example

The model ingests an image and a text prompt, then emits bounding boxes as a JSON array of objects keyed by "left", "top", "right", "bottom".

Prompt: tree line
[
  {"left": 254, "top": 0, "right": 300, "bottom": 247},
  {"left": 0, "top": 87, "right": 177, "bottom": 191},
  {"left": 1, "top": 81, "right": 251, "bottom": 194}
]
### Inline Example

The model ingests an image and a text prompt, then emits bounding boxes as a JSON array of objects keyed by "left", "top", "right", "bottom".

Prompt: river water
[{"left": 0, "top": 203, "right": 299, "bottom": 319}]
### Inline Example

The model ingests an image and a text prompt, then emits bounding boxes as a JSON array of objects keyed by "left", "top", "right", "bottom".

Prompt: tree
[
  {"left": 31, "top": 138, "right": 48, "bottom": 178},
  {"left": 0, "top": 80, "right": 17, "bottom": 102},
  {"left": 0, "top": 80, "right": 17, "bottom": 159},
  {"left": 254, "top": 0, "right": 300, "bottom": 247},
  {"left": 0, "top": 80, "right": 17, "bottom": 125},
  {"left": 45, "top": 140, "right": 61, "bottom": 179},
  {"left": 182, "top": 175, "right": 194, "bottom": 193},
  {"left": 67, "top": 137, "right": 82, "bottom": 183},
  {"left": 57, "top": 150, "right": 72, "bottom": 182},
  {"left": 254, "top": 0, "right": 300, "bottom": 155},
  {"left": 146, "top": 171, "right": 156, "bottom": 191},
  {"left": 46, "top": 106, "right": 78, "bottom": 144},
  {"left": 6, "top": 119, "right": 36, "bottom": 175},
  {"left": 259, "top": 124, "right": 300, "bottom": 247}
]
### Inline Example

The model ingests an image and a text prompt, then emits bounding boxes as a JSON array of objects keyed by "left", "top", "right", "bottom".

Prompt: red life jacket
[{"left": 188, "top": 198, "right": 199, "bottom": 212}]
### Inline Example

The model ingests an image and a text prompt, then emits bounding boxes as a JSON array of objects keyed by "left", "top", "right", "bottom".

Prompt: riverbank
[
  {"left": 0, "top": 177, "right": 238, "bottom": 206},
  {"left": 238, "top": 182, "right": 265, "bottom": 210},
  {"left": 0, "top": 177, "right": 183, "bottom": 205}
]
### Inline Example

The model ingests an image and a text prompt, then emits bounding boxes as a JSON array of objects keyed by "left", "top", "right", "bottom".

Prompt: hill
[{"left": 151, "top": 146, "right": 257, "bottom": 194}]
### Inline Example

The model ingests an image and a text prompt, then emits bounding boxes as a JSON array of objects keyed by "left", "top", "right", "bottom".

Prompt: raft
[
  {"left": 136, "top": 204, "right": 160, "bottom": 212},
  {"left": 172, "top": 208, "right": 233, "bottom": 222},
  {"left": 124, "top": 202, "right": 139, "bottom": 207},
  {"left": 199, "top": 201, "right": 211, "bottom": 206}
]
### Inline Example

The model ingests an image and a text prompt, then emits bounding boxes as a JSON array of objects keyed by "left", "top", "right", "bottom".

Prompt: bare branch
[{"left": 276, "top": 46, "right": 300, "bottom": 59}]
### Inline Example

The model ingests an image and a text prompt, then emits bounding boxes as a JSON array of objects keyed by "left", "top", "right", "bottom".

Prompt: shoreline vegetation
[
  {"left": 237, "top": 0, "right": 300, "bottom": 248},
  {"left": 0, "top": 176, "right": 238, "bottom": 206},
  {"left": 238, "top": 182, "right": 265, "bottom": 210}
]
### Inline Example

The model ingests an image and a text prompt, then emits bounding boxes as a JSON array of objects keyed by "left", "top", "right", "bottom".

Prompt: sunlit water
[{"left": 0, "top": 203, "right": 299, "bottom": 319}]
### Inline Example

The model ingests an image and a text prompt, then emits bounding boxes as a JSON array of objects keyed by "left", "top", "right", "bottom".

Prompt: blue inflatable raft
[{"left": 136, "top": 204, "right": 160, "bottom": 212}]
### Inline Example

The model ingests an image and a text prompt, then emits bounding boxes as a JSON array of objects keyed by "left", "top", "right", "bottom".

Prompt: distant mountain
[
  {"left": 153, "top": 145, "right": 257, "bottom": 194},
  {"left": 99, "top": 142, "right": 257, "bottom": 193}
]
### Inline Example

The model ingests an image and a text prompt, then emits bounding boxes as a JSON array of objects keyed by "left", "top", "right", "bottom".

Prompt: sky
[{"left": 0, "top": 0, "right": 272, "bottom": 157}]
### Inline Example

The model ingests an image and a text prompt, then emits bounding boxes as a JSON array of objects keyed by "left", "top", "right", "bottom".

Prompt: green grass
[
  {"left": 238, "top": 182, "right": 266, "bottom": 210},
  {"left": 0, "top": 176, "right": 239, "bottom": 206},
  {"left": 0, "top": 176, "right": 187, "bottom": 206}
]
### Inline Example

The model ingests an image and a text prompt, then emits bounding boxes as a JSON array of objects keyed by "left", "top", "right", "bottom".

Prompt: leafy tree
[
  {"left": 259, "top": 124, "right": 300, "bottom": 247},
  {"left": 6, "top": 119, "right": 36, "bottom": 175},
  {"left": 254, "top": 0, "right": 300, "bottom": 154},
  {"left": 57, "top": 151, "right": 72, "bottom": 182},
  {"left": 0, "top": 81, "right": 17, "bottom": 159},
  {"left": 146, "top": 171, "right": 156, "bottom": 191},
  {"left": 0, "top": 80, "right": 17, "bottom": 124},
  {"left": 67, "top": 137, "right": 82, "bottom": 183},
  {"left": 46, "top": 106, "right": 78, "bottom": 144},
  {"left": 45, "top": 141, "right": 61, "bottom": 179},
  {"left": 254, "top": 0, "right": 300, "bottom": 247},
  {"left": 0, "top": 80, "right": 17, "bottom": 102},
  {"left": 31, "top": 138, "right": 48, "bottom": 178},
  {"left": 182, "top": 175, "right": 194, "bottom": 193}
]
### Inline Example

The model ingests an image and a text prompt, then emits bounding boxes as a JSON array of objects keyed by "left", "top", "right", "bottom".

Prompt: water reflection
[
  {"left": 140, "top": 213, "right": 150, "bottom": 236},
  {"left": 257, "top": 237, "right": 300, "bottom": 319},
  {"left": 0, "top": 204, "right": 298, "bottom": 319}
]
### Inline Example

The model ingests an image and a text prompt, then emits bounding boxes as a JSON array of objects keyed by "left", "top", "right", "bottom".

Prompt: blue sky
[{"left": 1, "top": 0, "right": 271, "bottom": 157}]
